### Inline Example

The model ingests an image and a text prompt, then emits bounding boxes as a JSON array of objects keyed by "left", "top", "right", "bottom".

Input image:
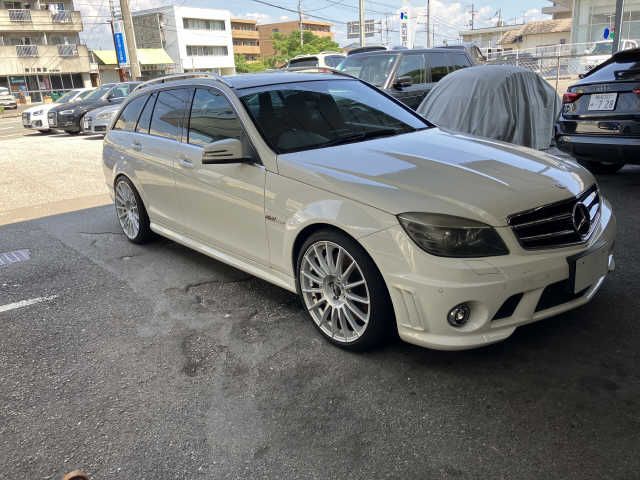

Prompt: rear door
[
  {"left": 424, "top": 51, "right": 451, "bottom": 96},
  {"left": 562, "top": 54, "right": 640, "bottom": 137},
  {"left": 392, "top": 53, "right": 428, "bottom": 108}
]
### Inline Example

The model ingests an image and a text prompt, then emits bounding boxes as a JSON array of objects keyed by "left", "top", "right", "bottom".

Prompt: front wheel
[
  {"left": 577, "top": 158, "right": 625, "bottom": 174},
  {"left": 296, "top": 230, "right": 395, "bottom": 351},
  {"left": 114, "top": 176, "right": 153, "bottom": 244}
]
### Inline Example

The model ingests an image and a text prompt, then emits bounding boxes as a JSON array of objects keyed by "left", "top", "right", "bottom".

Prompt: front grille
[
  {"left": 508, "top": 185, "right": 600, "bottom": 250},
  {"left": 48, "top": 112, "right": 57, "bottom": 127},
  {"left": 22, "top": 112, "right": 30, "bottom": 122}
]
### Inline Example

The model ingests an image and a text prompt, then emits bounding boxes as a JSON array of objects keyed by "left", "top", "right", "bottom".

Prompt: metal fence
[{"left": 481, "top": 41, "right": 638, "bottom": 95}]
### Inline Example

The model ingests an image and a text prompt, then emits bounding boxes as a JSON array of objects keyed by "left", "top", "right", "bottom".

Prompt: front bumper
[
  {"left": 84, "top": 115, "right": 108, "bottom": 134},
  {"left": 22, "top": 113, "right": 49, "bottom": 129},
  {"left": 360, "top": 199, "right": 616, "bottom": 350}
]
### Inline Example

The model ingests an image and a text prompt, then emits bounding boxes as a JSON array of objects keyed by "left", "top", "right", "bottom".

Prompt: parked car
[
  {"left": 575, "top": 39, "right": 638, "bottom": 76},
  {"left": 556, "top": 47, "right": 640, "bottom": 174},
  {"left": 83, "top": 103, "right": 120, "bottom": 135},
  {"left": 417, "top": 65, "right": 560, "bottom": 149},
  {"left": 48, "top": 81, "right": 140, "bottom": 134},
  {"left": 0, "top": 87, "right": 17, "bottom": 109},
  {"left": 22, "top": 88, "right": 93, "bottom": 133},
  {"left": 337, "top": 48, "right": 473, "bottom": 108},
  {"left": 441, "top": 44, "right": 486, "bottom": 64},
  {"left": 286, "top": 52, "right": 346, "bottom": 69},
  {"left": 103, "top": 72, "right": 615, "bottom": 352}
]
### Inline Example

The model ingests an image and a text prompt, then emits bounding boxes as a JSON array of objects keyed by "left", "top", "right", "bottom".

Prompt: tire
[
  {"left": 576, "top": 158, "right": 625, "bottom": 174},
  {"left": 295, "top": 229, "right": 395, "bottom": 351},
  {"left": 65, "top": 129, "right": 80, "bottom": 135},
  {"left": 114, "top": 176, "right": 154, "bottom": 244},
  {"left": 38, "top": 129, "right": 51, "bottom": 134}
]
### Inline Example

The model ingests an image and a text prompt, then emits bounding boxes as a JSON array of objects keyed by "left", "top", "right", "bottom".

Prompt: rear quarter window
[
  {"left": 113, "top": 94, "right": 149, "bottom": 131},
  {"left": 448, "top": 53, "right": 471, "bottom": 71}
]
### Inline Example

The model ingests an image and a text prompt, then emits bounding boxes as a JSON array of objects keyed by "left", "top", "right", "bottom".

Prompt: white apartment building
[{"left": 132, "top": 6, "right": 235, "bottom": 75}]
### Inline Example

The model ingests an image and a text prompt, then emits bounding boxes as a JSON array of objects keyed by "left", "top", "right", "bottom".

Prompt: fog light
[{"left": 447, "top": 303, "right": 470, "bottom": 327}]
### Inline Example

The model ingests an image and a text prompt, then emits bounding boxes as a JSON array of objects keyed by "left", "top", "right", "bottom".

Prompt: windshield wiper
[{"left": 322, "top": 128, "right": 403, "bottom": 147}]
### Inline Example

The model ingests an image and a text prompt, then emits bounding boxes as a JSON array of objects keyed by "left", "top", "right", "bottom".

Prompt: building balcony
[
  {"left": 231, "top": 29, "right": 259, "bottom": 39},
  {"left": 0, "top": 9, "right": 83, "bottom": 32},
  {"left": 0, "top": 44, "right": 89, "bottom": 75},
  {"left": 233, "top": 45, "right": 260, "bottom": 55}
]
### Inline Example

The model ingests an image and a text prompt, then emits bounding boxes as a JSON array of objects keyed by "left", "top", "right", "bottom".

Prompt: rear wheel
[
  {"left": 576, "top": 158, "right": 625, "bottom": 174},
  {"left": 296, "top": 230, "right": 395, "bottom": 351},
  {"left": 114, "top": 176, "right": 153, "bottom": 244}
]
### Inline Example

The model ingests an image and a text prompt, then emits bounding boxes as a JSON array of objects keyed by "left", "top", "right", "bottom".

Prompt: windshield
[
  {"left": 337, "top": 54, "right": 397, "bottom": 86},
  {"left": 83, "top": 85, "right": 112, "bottom": 102},
  {"left": 239, "top": 79, "right": 428, "bottom": 154},
  {"left": 590, "top": 42, "right": 613, "bottom": 55},
  {"left": 55, "top": 90, "right": 82, "bottom": 103}
]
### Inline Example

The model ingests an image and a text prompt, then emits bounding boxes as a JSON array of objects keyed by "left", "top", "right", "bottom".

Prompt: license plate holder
[
  {"left": 588, "top": 93, "right": 617, "bottom": 111},
  {"left": 568, "top": 242, "right": 609, "bottom": 294}
]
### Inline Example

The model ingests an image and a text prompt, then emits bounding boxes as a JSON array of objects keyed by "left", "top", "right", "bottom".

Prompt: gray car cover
[{"left": 417, "top": 65, "right": 561, "bottom": 150}]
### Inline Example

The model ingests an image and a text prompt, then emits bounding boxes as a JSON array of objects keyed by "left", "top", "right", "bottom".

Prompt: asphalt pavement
[{"left": 0, "top": 135, "right": 639, "bottom": 478}]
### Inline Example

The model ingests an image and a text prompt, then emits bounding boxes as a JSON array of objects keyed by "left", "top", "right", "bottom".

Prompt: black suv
[
  {"left": 48, "top": 81, "right": 140, "bottom": 134},
  {"left": 556, "top": 48, "right": 640, "bottom": 174},
  {"left": 337, "top": 48, "right": 473, "bottom": 109}
]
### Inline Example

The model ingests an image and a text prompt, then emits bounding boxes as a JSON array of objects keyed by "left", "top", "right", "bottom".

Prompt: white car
[
  {"left": 83, "top": 103, "right": 120, "bottom": 135},
  {"left": 286, "top": 51, "right": 345, "bottom": 69},
  {"left": 0, "top": 87, "right": 17, "bottom": 109},
  {"left": 103, "top": 72, "right": 616, "bottom": 351},
  {"left": 576, "top": 39, "right": 638, "bottom": 75},
  {"left": 22, "top": 88, "right": 93, "bottom": 132}
]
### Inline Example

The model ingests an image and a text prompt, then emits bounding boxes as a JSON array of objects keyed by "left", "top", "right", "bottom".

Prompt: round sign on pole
[{"left": 603, "top": 27, "right": 610, "bottom": 39}]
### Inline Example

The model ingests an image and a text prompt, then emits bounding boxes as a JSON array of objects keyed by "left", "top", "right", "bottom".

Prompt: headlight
[
  {"left": 31, "top": 109, "right": 43, "bottom": 116},
  {"left": 397, "top": 213, "right": 509, "bottom": 258},
  {"left": 97, "top": 111, "right": 115, "bottom": 121},
  {"left": 59, "top": 109, "right": 75, "bottom": 115}
]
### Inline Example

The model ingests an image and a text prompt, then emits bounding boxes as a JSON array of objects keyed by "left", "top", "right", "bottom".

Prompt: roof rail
[
  {"left": 279, "top": 66, "right": 355, "bottom": 79},
  {"left": 133, "top": 72, "right": 230, "bottom": 92}
]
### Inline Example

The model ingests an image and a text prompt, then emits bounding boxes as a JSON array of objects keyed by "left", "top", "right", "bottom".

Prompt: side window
[
  {"left": 426, "top": 52, "right": 450, "bottom": 82},
  {"left": 449, "top": 53, "right": 471, "bottom": 71},
  {"left": 110, "top": 85, "right": 130, "bottom": 99},
  {"left": 149, "top": 88, "right": 191, "bottom": 141},
  {"left": 396, "top": 54, "right": 425, "bottom": 85},
  {"left": 113, "top": 94, "right": 148, "bottom": 131},
  {"left": 188, "top": 88, "right": 243, "bottom": 147},
  {"left": 136, "top": 93, "right": 156, "bottom": 134}
]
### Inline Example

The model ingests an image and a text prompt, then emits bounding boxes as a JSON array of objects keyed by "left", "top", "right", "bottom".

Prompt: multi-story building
[
  {"left": 132, "top": 6, "right": 235, "bottom": 75},
  {"left": 0, "top": 0, "right": 91, "bottom": 103},
  {"left": 231, "top": 18, "right": 259, "bottom": 62},
  {"left": 459, "top": 24, "right": 521, "bottom": 54},
  {"left": 257, "top": 20, "right": 333, "bottom": 58}
]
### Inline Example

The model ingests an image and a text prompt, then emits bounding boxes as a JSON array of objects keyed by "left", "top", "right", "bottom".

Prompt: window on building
[
  {"left": 182, "top": 18, "right": 225, "bottom": 31},
  {"left": 186, "top": 45, "right": 228, "bottom": 56},
  {"left": 188, "top": 88, "right": 243, "bottom": 147},
  {"left": 149, "top": 88, "right": 191, "bottom": 141}
]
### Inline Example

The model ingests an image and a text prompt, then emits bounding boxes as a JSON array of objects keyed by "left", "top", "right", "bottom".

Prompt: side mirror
[
  {"left": 393, "top": 75, "right": 412, "bottom": 89},
  {"left": 202, "top": 138, "right": 251, "bottom": 164}
]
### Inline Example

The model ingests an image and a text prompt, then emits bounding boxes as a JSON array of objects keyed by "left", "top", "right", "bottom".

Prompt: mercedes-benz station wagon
[{"left": 103, "top": 72, "right": 615, "bottom": 351}]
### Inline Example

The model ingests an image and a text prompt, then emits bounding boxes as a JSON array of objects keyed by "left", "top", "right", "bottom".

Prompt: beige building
[
  {"left": 232, "top": 18, "right": 260, "bottom": 62},
  {"left": 0, "top": 0, "right": 91, "bottom": 103},
  {"left": 499, "top": 18, "right": 572, "bottom": 52},
  {"left": 257, "top": 20, "right": 333, "bottom": 58}
]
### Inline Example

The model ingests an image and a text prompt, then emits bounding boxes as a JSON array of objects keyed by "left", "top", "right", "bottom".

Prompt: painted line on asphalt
[{"left": 0, "top": 295, "right": 58, "bottom": 313}]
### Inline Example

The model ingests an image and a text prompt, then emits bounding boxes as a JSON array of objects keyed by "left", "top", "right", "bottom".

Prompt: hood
[
  {"left": 24, "top": 103, "right": 56, "bottom": 114},
  {"left": 50, "top": 98, "right": 110, "bottom": 113},
  {"left": 276, "top": 128, "right": 594, "bottom": 226}
]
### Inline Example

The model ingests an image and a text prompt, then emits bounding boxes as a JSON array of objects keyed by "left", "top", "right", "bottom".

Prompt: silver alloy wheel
[
  {"left": 300, "top": 241, "right": 371, "bottom": 343},
  {"left": 115, "top": 180, "right": 140, "bottom": 240}
]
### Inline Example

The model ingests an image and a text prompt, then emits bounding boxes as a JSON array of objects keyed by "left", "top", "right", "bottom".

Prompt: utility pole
[
  {"left": 358, "top": 0, "right": 365, "bottom": 47},
  {"left": 425, "top": 0, "right": 430, "bottom": 48},
  {"left": 298, "top": 0, "right": 303, "bottom": 46},
  {"left": 468, "top": 2, "right": 477, "bottom": 30},
  {"left": 612, "top": 0, "right": 624, "bottom": 53},
  {"left": 108, "top": 0, "right": 125, "bottom": 81},
  {"left": 119, "top": 0, "right": 141, "bottom": 80}
]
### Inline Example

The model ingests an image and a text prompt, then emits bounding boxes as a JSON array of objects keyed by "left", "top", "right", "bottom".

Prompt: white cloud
[
  {"left": 279, "top": 15, "right": 290, "bottom": 21},
  {"left": 244, "top": 12, "right": 272, "bottom": 23}
]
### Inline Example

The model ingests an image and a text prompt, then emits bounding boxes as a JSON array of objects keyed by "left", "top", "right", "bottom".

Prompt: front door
[{"left": 174, "top": 87, "right": 268, "bottom": 265}]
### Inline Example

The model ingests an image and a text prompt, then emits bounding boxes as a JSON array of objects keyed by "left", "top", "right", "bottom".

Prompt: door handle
[
  {"left": 132, "top": 141, "right": 142, "bottom": 152},
  {"left": 179, "top": 157, "right": 194, "bottom": 169}
]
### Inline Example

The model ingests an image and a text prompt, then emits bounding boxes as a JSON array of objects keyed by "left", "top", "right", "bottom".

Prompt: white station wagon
[{"left": 103, "top": 72, "right": 616, "bottom": 351}]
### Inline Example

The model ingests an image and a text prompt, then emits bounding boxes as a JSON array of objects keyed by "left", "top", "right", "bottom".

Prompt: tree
[
  {"left": 270, "top": 31, "right": 340, "bottom": 65},
  {"left": 234, "top": 54, "right": 267, "bottom": 73}
]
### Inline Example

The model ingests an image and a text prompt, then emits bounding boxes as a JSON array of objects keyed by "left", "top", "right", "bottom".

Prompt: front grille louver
[{"left": 508, "top": 185, "right": 601, "bottom": 250}]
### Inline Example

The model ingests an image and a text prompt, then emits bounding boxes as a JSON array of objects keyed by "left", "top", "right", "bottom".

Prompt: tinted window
[
  {"left": 397, "top": 54, "right": 425, "bottom": 84},
  {"left": 240, "top": 79, "right": 428, "bottom": 154},
  {"left": 585, "top": 55, "right": 640, "bottom": 82},
  {"left": 113, "top": 95, "right": 148, "bottom": 131},
  {"left": 149, "top": 89, "right": 191, "bottom": 141},
  {"left": 449, "top": 53, "right": 471, "bottom": 71},
  {"left": 289, "top": 57, "right": 319, "bottom": 67},
  {"left": 426, "top": 52, "right": 450, "bottom": 82},
  {"left": 136, "top": 93, "right": 156, "bottom": 134},
  {"left": 188, "top": 88, "right": 243, "bottom": 147},
  {"left": 325, "top": 55, "right": 345, "bottom": 67}
]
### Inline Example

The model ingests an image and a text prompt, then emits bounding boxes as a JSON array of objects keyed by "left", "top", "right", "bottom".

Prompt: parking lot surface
[{"left": 1, "top": 133, "right": 639, "bottom": 479}]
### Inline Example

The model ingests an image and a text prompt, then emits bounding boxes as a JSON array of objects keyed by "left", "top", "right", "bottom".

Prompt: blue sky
[{"left": 80, "top": 0, "right": 552, "bottom": 49}]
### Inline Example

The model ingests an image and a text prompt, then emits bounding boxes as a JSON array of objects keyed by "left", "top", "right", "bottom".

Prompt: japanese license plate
[
  {"left": 588, "top": 93, "right": 617, "bottom": 111},
  {"left": 569, "top": 243, "right": 609, "bottom": 294}
]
